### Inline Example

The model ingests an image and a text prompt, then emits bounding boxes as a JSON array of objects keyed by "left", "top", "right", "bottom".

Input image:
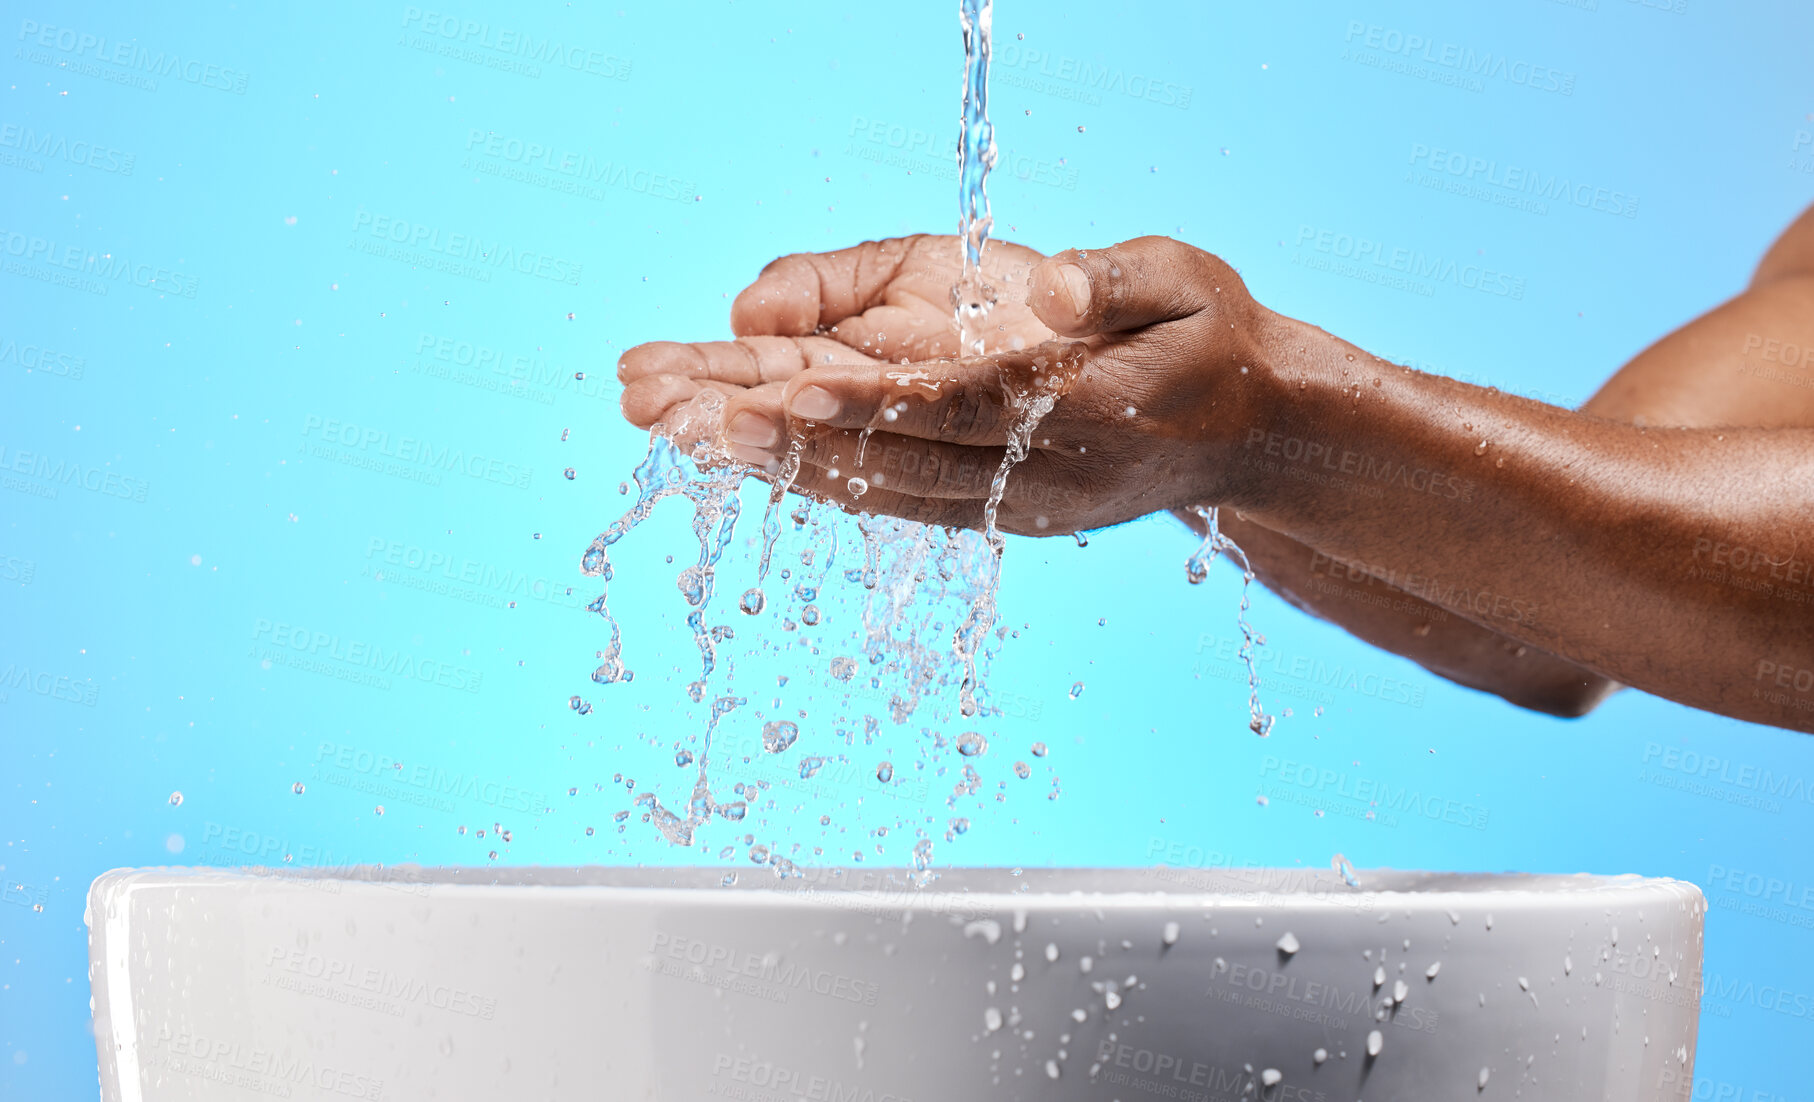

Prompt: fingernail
[
  {"left": 1058, "top": 263, "right": 1092, "bottom": 318},
  {"left": 725, "top": 412, "right": 780, "bottom": 449},
  {"left": 727, "top": 443, "right": 780, "bottom": 471},
  {"left": 789, "top": 385, "right": 841, "bottom": 421}
]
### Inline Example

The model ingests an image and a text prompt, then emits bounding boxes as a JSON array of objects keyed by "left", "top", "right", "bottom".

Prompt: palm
[
  {"left": 617, "top": 236, "right": 1057, "bottom": 434},
  {"left": 775, "top": 235, "right": 1056, "bottom": 362}
]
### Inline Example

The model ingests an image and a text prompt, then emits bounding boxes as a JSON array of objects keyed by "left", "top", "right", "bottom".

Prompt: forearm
[
  {"left": 1222, "top": 311, "right": 1814, "bottom": 729},
  {"left": 1175, "top": 508, "right": 1618, "bottom": 716}
]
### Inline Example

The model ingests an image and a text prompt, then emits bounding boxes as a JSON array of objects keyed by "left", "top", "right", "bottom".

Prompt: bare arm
[{"left": 1169, "top": 204, "right": 1814, "bottom": 719}]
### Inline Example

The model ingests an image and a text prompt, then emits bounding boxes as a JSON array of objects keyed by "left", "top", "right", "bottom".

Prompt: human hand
[
  {"left": 711, "top": 236, "right": 1279, "bottom": 535},
  {"left": 616, "top": 234, "right": 1056, "bottom": 444}
]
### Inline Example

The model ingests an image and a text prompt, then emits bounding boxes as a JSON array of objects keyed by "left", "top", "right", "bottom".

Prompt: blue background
[{"left": 4, "top": 0, "right": 1813, "bottom": 1097}]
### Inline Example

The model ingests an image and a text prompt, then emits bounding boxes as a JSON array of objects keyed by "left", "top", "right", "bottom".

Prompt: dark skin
[{"left": 618, "top": 210, "right": 1814, "bottom": 733}]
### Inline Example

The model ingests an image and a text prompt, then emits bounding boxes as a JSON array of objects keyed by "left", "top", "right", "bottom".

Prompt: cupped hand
[
  {"left": 616, "top": 235, "right": 1056, "bottom": 439},
  {"left": 711, "top": 236, "right": 1278, "bottom": 535}
]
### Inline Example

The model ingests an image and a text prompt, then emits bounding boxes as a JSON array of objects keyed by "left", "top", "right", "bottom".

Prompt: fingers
[
  {"left": 617, "top": 336, "right": 875, "bottom": 386},
  {"left": 619, "top": 375, "right": 748, "bottom": 430},
  {"left": 729, "top": 236, "right": 929, "bottom": 337},
  {"left": 822, "top": 303, "right": 952, "bottom": 364},
  {"left": 771, "top": 341, "right": 1090, "bottom": 447},
  {"left": 1026, "top": 235, "right": 1232, "bottom": 337}
]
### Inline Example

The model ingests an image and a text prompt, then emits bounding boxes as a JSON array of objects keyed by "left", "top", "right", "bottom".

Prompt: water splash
[
  {"left": 953, "top": 0, "right": 998, "bottom": 356},
  {"left": 1187, "top": 504, "right": 1274, "bottom": 736}
]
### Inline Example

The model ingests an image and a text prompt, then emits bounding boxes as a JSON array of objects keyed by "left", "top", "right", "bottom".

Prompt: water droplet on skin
[
  {"left": 847, "top": 476, "right": 868, "bottom": 496},
  {"left": 1474, "top": 441, "right": 1489, "bottom": 455},
  {"left": 957, "top": 731, "right": 988, "bottom": 756},
  {"left": 739, "top": 588, "right": 766, "bottom": 615},
  {"left": 168, "top": 791, "right": 183, "bottom": 807},
  {"left": 762, "top": 721, "right": 799, "bottom": 753}
]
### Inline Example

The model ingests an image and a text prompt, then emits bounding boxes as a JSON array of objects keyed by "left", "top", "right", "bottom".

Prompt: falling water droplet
[
  {"left": 168, "top": 791, "right": 183, "bottom": 807},
  {"left": 1069, "top": 681, "right": 1084, "bottom": 699},
  {"left": 292, "top": 782, "right": 306, "bottom": 795},
  {"left": 957, "top": 732, "right": 988, "bottom": 757},
  {"left": 762, "top": 721, "right": 799, "bottom": 753},
  {"left": 740, "top": 588, "right": 766, "bottom": 615},
  {"left": 1031, "top": 742, "right": 1047, "bottom": 757},
  {"left": 564, "top": 467, "right": 576, "bottom": 480},
  {"left": 876, "top": 761, "right": 894, "bottom": 783},
  {"left": 1013, "top": 761, "right": 1031, "bottom": 779}
]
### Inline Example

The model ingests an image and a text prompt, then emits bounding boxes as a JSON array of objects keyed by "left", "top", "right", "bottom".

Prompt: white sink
[{"left": 88, "top": 866, "right": 1703, "bottom": 1100}]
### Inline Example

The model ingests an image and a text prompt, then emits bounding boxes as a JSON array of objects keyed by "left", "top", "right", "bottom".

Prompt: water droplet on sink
[{"left": 1276, "top": 932, "right": 1300, "bottom": 956}]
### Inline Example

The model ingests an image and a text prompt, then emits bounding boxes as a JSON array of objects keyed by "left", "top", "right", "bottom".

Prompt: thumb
[{"left": 1026, "top": 236, "right": 1230, "bottom": 337}]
